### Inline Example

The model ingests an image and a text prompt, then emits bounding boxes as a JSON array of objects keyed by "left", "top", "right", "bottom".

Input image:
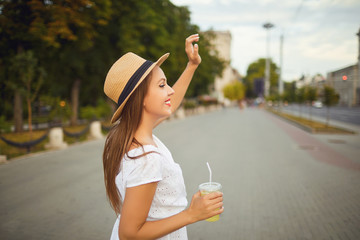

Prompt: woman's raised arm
[{"left": 155, "top": 34, "right": 201, "bottom": 127}]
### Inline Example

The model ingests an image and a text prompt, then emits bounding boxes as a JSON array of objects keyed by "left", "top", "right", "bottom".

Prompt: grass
[
  {"left": 268, "top": 108, "right": 356, "bottom": 134},
  {"left": 63, "top": 124, "right": 89, "bottom": 144},
  {"left": 0, "top": 130, "right": 49, "bottom": 159}
]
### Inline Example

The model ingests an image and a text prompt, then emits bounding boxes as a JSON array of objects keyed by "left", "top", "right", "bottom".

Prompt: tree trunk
[
  {"left": 70, "top": 79, "right": 81, "bottom": 126},
  {"left": 14, "top": 90, "right": 23, "bottom": 133}
]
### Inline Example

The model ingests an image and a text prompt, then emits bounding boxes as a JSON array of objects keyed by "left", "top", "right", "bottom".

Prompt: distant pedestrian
[{"left": 103, "top": 34, "right": 224, "bottom": 240}]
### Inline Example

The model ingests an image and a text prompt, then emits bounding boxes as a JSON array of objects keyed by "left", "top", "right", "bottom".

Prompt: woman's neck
[{"left": 133, "top": 112, "right": 158, "bottom": 146}]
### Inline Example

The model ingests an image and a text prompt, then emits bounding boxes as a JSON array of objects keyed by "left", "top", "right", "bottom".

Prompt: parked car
[{"left": 312, "top": 101, "right": 323, "bottom": 108}]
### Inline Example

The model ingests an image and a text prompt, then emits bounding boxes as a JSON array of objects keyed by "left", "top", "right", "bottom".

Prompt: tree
[
  {"left": 222, "top": 81, "right": 245, "bottom": 102},
  {"left": 99, "top": 1, "right": 224, "bottom": 98},
  {"left": 8, "top": 51, "right": 45, "bottom": 137},
  {"left": 0, "top": 0, "right": 112, "bottom": 127},
  {"left": 1, "top": 0, "right": 224, "bottom": 130},
  {"left": 244, "top": 58, "right": 279, "bottom": 98},
  {"left": 32, "top": 0, "right": 112, "bottom": 125},
  {"left": 296, "top": 87, "right": 306, "bottom": 118},
  {"left": 282, "top": 81, "right": 296, "bottom": 103},
  {"left": 0, "top": 0, "right": 37, "bottom": 132},
  {"left": 323, "top": 85, "right": 339, "bottom": 126},
  {"left": 306, "top": 86, "right": 317, "bottom": 121}
]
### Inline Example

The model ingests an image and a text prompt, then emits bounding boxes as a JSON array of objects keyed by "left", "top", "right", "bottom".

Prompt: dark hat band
[{"left": 117, "top": 60, "right": 153, "bottom": 106}]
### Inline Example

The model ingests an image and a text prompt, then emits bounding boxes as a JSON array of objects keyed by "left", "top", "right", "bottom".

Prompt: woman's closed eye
[{"left": 158, "top": 78, "right": 167, "bottom": 88}]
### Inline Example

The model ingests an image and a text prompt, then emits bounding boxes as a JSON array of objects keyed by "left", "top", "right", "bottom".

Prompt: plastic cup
[{"left": 199, "top": 182, "right": 222, "bottom": 222}]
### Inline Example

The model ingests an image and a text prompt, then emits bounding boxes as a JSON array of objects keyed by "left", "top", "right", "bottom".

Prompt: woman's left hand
[{"left": 185, "top": 34, "right": 202, "bottom": 66}]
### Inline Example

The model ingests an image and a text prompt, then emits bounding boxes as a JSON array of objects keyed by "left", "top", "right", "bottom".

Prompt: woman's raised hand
[
  {"left": 185, "top": 34, "right": 202, "bottom": 66},
  {"left": 185, "top": 190, "right": 224, "bottom": 223}
]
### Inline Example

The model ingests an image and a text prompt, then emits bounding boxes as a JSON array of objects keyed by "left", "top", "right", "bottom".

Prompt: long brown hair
[{"left": 103, "top": 72, "right": 152, "bottom": 216}]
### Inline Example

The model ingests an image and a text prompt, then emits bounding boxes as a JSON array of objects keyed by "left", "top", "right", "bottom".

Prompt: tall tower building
[{"left": 207, "top": 30, "right": 241, "bottom": 105}]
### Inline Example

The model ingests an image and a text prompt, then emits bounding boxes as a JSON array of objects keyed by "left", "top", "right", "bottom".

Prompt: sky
[{"left": 171, "top": 0, "right": 360, "bottom": 82}]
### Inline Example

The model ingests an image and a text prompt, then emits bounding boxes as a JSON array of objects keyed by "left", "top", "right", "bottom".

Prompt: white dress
[{"left": 110, "top": 135, "right": 188, "bottom": 240}]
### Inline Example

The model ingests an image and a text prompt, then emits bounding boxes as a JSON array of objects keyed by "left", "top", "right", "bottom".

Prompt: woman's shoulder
[
  {"left": 121, "top": 146, "right": 164, "bottom": 181},
  {"left": 124, "top": 145, "right": 163, "bottom": 165}
]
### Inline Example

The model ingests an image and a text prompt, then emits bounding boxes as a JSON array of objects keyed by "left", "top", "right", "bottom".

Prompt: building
[
  {"left": 206, "top": 30, "right": 241, "bottom": 105},
  {"left": 326, "top": 65, "right": 359, "bottom": 106},
  {"left": 326, "top": 28, "right": 360, "bottom": 107},
  {"left": 295, "top": 74, "right": 326, "bottom": 91}
]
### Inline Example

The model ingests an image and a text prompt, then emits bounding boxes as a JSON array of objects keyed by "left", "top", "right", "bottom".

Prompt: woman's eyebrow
[{"left": 158, "top": 78, "right": 167, "bottom": 83}]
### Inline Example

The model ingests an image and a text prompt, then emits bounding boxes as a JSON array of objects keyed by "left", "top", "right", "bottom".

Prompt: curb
[{"left": 267, "top": 109, "right": 356, "bottom": 134}]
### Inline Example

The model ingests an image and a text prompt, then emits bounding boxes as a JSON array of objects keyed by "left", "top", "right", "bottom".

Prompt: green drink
[{"left": 199, "top": 182, "right": 222, "bottom": 222}]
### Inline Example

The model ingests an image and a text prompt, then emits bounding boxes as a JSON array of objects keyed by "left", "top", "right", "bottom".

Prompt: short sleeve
[{"left": 126, "top": 152, "right": 163, "bottom": 188}]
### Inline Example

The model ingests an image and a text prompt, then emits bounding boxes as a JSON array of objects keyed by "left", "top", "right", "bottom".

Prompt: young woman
[{"left": 103, "top": 34, "right": 224, "bottom": 240}]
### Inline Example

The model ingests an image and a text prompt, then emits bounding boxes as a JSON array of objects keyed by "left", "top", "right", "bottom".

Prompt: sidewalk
[
  {"left": 275, "top": 107, "right": 360, "bottom": 165},
  {"left": 157, "top": 107, "right": 360, "bottom": 239},
  {"left": 0, "top": 107, "right": 359, "bottom": 240}
]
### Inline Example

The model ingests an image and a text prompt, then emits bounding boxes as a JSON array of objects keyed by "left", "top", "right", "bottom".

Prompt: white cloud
[{"left": 171, "top": 0, "right": 360, "bottom": 81}]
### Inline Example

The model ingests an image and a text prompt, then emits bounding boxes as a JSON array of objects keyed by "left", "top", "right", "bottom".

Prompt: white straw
[{"left": 206, "top": 162, "right": 212, "bottom": 185}]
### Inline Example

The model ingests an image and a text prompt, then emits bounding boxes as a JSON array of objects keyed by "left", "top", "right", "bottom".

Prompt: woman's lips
[{"left": 165, "top": 98, "right": 171, "bottom": 106}]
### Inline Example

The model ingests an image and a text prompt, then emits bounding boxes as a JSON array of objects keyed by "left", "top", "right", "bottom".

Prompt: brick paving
[
  {"left": 157, "top": 107, "right": 360, "bottom": 240},
  {"left": 0, "top": 107, "right": 359, "bottom": 240}
]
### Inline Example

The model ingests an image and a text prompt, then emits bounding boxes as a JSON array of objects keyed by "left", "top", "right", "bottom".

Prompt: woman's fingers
[
  {"left": 202, "top": 192, "right": 223, "bottom": 210},
  {"left": 185, "top": 33, "right": 201, "bottom": 65},
  {"left": 186, "top": 33, "right": 200, "bottom": 43},
  {"left": 185, "top": 34, "right": 200, "bottom": 53},
  {"left": 193, "top": 43, "right": 199, "bottom": 55},
  {"left": 203, "top": 191, "right": 223, "bottom": 200},
  {"left": 193, "top": 190, "right": 201, "bottom": 199}
]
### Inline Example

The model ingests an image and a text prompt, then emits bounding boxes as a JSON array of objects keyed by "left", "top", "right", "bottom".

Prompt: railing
[{"left": 0, "top": 131, "right": 49, "bottom": 153}]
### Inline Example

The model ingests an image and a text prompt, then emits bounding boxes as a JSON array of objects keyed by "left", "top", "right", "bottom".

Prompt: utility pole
[
  {"left": 279, "top": 34, "right": 284, "bottom": 96},
  {"left": 357, "top": 28, "right": 360, "bottom": 106},
  {"left": 263, "top": 22, "right": 274, "bottom": 98}
]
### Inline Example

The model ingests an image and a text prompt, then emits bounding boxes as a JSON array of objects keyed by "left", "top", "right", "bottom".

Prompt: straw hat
[{"left": 104, "top": 52, "right": 169, "bottom": 123}]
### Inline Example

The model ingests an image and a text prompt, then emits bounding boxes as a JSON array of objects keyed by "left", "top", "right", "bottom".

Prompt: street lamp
[
  {"left": 279, "top": 33, "right": 284, "bottom": 96},
  {"left": 263, "top": 22, "right": 275, "bottom": 97}
]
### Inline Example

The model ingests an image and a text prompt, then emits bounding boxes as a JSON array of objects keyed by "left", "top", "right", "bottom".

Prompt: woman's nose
[{"left": 168, "top": 86, "right": 175, "bottom": 96}]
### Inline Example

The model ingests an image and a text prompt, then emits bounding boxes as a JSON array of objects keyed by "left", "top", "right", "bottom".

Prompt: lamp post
[
  {"left": 356, "top": 28, "right": 360, "bottom": 106},
  {"left": 263, "top": 22, "right": 274, "bottom": 97},
  {"left": 279, "top": 33, "right": 284, "bottom": 96}
]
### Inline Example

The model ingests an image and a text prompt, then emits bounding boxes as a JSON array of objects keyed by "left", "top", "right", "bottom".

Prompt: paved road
[
  {"left": 1, "top": 107, "right": 359, "bottom": 240},
  {"left": 280, "top": 104, "right": 360, "bottom": 126}
]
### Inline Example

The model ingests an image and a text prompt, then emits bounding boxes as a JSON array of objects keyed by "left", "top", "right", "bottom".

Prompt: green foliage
[
  {"left": 0, "top": 0, "right": 224, "bottom": 123},
  {"left": 282, "top": 81, "right": 296, "bottom": 103},
  {"left": 266, "top": 94, "right": 280, "bottom": 102},
  {"left": 306, "top": 86, "right": 317, "bottom": 103},
  {"left": 244, "top": 58, "right": 279, "bottom": 98},
  {"left": 323, "top": 85, "right": 339, "bottom": 107},
  {"left": 8, "top": 51, "right": 45, "bottom": 100},
  {"left": 80, "top": 99, "right": 112, "bottom": 120},
  {"left": 295, "top": 86, "right": 318, "bottom": 104},
  {"left": 296, "top": 87, "right": 306, "bottom": 104},
  {"left": 39, "top": 96, "right": 72, "bottom": 122},
  {"left": 27, "top": 0, "right": 112, "bottom": 49},
  {"left": 223, "top": 81, "right": 245, "bottom": 101},
  {"left": 322, "top": 85, "right": 339, "bottom": 126},
  {"left": 182, "top": 99, "right": 197, "bottom": 109},
  {"left": 0, "top": 115, "right": 11, "bottom": 133},
  {"left": 8, "top": 50, "right": 45, "bottom": 132}
]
